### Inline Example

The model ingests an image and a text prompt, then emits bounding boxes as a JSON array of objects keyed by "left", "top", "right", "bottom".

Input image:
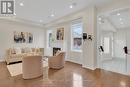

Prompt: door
[{"left": 101, "top": 32, "right": 113, "bottom": 59}]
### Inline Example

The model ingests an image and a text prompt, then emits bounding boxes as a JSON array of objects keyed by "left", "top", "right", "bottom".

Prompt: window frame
[
  {"left": 46, "top": 30, "right": 53, "bottom": 48},
  {"left": 71, "top": 19, "right": 83, "bottom": 52}
]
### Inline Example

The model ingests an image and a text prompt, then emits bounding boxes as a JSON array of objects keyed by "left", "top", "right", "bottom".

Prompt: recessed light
[
  {"left": 69, "top": 3, "right": 77, "bottom": 9},
  {"left": 39, "top": 20, "right": 43, "bottom": 22},
  {"left": 117, "top": 13, "right": 120, "bottom": 16},
  {"left": 119, "top": 18, "right": 122, "bottom": 21},
  {"left": 69, "top": 5, "right": 73, "bottom": 8},
  {"left": 20, "top": 3, "right": 24, "bottom": 6},
  {"left": 51, "top": 14, "right": 54, "bottom": 17},
  {"left": 98, "top": 17, "right": 102, "bottom": 21}
]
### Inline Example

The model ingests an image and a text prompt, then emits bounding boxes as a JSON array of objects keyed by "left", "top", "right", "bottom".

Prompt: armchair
[
  {"left": 48, "top": 52, "right": 65, "bottom": 69},
  {"left": 22, "top": 56, "right": 43, "bottom": 79}
]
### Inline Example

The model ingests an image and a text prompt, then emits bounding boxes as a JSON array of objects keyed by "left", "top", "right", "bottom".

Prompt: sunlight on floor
[
  {"left": 73, "top": 73, "right": 83, "bottom": 87},
  {"left": 120, "top": 81, "right": 126, "bottom": 87}
]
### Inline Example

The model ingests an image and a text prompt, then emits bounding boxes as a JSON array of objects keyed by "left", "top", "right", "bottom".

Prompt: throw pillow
[{"left": 56, "top": 50, "right": 61, "bottom": 56}]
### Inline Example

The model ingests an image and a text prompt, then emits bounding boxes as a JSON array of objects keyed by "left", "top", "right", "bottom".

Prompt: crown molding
[{"left": 0, "top": 17, "right": 45, "bottom": 29}]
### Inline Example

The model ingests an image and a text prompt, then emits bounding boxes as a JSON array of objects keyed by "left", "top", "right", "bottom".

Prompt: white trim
[
  {"left": 82, "top": 65, "right": 96, "bottom": 70},
  {"left": 0, "top": 17, "right": 44, "bottom": 28},
  {"left": 71, "top": 50, "right": 82, "bottom": 53},
  {"left": 66, "top": 59, "right": 82, "bottom": 65},
  {"left": 0, "top": 59, "right": 5, "bottom": 62},
  {"left": 71, "top": 19, "right": 83, "bottom": 52}
]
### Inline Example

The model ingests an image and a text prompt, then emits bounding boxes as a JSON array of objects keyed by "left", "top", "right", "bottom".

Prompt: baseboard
[
  {"left": 0, "top": 59, "right": 5, "bottom": 62},
  {"left": 82, "top": 65, "right": 96, "bottom": 70},
  {"left": 66, "top": 59, "right": 82, "bottom": 65},
  {"left": 66, "top": 59, "right": 97, "bottom": 70}
]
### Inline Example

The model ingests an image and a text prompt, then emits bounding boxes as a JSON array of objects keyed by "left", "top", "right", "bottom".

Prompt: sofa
[{"left": 5, "top": 47, "right": 44, "bottom": 64}]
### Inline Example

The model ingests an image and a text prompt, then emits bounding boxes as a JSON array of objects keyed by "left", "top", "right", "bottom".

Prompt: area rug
[
  {"left": 7, "top": 61, "right": 48, "bottom": 77},
  {"left": 7, "top": 63, "right": 22, "bottom": 76}
]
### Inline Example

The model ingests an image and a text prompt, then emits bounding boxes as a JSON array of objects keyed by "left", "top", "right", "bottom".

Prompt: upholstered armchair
[
  {"left": 22, "top": 56, "right": 43, "bottom": 79},
  {"left": 48, "top": 52, "right": 66, "bottom": 69}
]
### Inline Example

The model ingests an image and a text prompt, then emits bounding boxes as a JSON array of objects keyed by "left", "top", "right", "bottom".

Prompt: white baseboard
[
  {"left": 66, "top": 59, "right": 97, "bottom": 70},
  {"left": 0, "top": 58, "right": 5, "bottom": 62},
  {"left": 82, "top": 65, "right": 96, "bottom": 70},
  {"left": 66, "top": 59, "right": 82, "bottom": 65}
]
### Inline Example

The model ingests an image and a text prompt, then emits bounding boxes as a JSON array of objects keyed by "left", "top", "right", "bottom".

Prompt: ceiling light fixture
[
  {"left": 119, "top": 18, "right": 122, "bottom": 21},
  {"left": 98, "top": 17, "right": 102, "bottom": 21},
  {"left": 39, "top": 20, "right": 43, "bottom": 22},
  {"left": 20, "top": 3, "right": 24, "bottom": 6},
  {"left": 69, "top": 3, "right": 77, "bottom": 9},
  {"left": 69, "top": 5, "right": 73, "bottom": 8},
  {"left": 51, "top": 14, "right": 54, "bottom": 17},
  {"left": 117, "top": 13, "right": 120, "bottom": 16}
]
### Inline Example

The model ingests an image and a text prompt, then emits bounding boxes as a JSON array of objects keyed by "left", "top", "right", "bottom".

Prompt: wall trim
[
  {"left": 0, "top": 59, "right": 5, "bottom": 62},
  {"left": 66, "top": 59, "right": 82, "bottom": 65},
  {"left": 82, "top": 65, "right": 96, "bottom": 70}
]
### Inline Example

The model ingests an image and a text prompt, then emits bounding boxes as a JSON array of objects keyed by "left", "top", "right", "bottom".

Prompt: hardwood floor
[{"left": 0, "top": 61, "right": 130, "bottom": 87}]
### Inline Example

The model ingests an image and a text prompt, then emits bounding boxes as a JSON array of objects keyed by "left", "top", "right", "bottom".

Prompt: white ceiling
[
  {"left": 98, "top": 18, "right": 116, "bottom": 32},
  {"left": 98, "top": 7, "right": 130, "bottom": 31},
  {"left": 15, "top": 0, "right": 114, "bottom": 24},
  {"left": 108, "top": 8, "right": 130, "bottom": 29}
]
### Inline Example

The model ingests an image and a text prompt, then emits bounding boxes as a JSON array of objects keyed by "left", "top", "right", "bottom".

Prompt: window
[
  {"left": 47, "top": 30, "right": 53, "bottom": 48},
  {"left": 104, "top": 37, "right": 110, "bottom": 53},
  {"left": 71, "top": 19, "right": 83, "bottom": 52}
]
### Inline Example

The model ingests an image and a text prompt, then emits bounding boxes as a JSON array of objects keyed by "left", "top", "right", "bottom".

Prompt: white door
[{"left": 101, "top": 32, "right": 113, "bottom": 59}]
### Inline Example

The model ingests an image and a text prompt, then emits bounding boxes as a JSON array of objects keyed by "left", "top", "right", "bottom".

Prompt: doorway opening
[{"left": 97, "top": 7, "right": 130, "bottom": 75}]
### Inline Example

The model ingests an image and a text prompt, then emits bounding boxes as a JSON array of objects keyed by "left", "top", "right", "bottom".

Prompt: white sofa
[{"left": 5, "top": 47, "right": 44, "bottom": 64}]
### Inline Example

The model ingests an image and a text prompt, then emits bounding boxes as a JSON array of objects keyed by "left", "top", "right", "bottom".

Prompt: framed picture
[
  {"left": 14, "top": 31, "right": 33, "bottom": 43},
  {"left": 27, "top": 32, "right": 33, "bottom": 43},
  {"left": 49, "top": 33, "right": 52, "bottom": 47},
  {"left": 56, "top": 28, "right": 64, "bottom": 40}
]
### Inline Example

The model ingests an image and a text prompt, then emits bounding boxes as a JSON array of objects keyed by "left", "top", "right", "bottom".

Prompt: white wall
[
  {"left": 0, "top": 19, "right": 45, "bottom": 61},
  {"left": 82, "top": 7, "right": 97, "bottom": 70},
  {"left": 45, "top": 22, "right": 82, "bottom": 64},
  {"left": 45, "top": 23, "right": 68, "bottom": 56},
  {"left": 44, "top": 6, "right": 97, "bottom": 69}
]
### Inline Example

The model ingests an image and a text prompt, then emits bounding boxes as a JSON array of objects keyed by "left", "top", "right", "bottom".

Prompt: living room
[{"left": 0, "top": 0, "right": 130, "bottom": 87}]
